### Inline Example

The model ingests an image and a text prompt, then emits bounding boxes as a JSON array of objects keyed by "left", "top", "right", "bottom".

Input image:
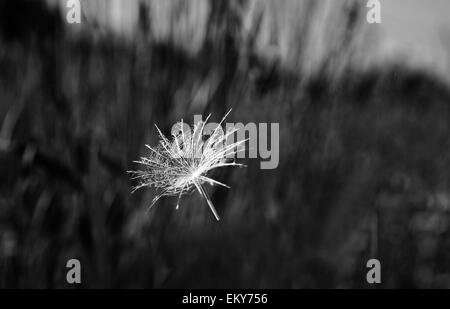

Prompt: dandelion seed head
[{"left": 128, "top": 109, "right": 246, "bottom": 220}]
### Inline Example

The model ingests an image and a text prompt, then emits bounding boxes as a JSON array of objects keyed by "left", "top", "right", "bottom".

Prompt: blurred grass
[{"left": 1, "top": 1, "right": 450, "bottom": 288}]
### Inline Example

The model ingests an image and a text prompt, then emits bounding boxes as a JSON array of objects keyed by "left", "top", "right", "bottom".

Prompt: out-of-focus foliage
[
  {"left": 1, "top": 0, "right": 450, "bottom": 288},
  {"left": 48, "top": 0, "right": 375, "bottom": 75}
]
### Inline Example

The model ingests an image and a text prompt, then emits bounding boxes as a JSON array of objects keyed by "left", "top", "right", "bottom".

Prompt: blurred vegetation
[{"left": 1, "top": 0, "right": 450, "bottom": 288}]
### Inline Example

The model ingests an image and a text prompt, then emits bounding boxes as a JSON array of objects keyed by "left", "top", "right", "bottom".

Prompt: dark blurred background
[{"left": 1, "top": 0, "right": 450, "bottom": 288}]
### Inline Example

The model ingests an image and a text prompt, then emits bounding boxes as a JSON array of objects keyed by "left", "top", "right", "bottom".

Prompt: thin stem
[{"left": 196, "top": 182, "right": 220, "bottom": 221}]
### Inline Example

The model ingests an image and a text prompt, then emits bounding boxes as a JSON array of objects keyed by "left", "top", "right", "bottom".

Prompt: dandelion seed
[{"left": 128, "top": 109, "right": 246, "bottom": 221}]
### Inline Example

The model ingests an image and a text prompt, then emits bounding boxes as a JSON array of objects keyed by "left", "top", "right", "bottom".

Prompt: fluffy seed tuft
[{"left": 128, "top": 109, "right": 246, "bottom": 221}]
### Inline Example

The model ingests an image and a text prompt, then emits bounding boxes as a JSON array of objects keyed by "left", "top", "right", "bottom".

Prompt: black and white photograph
[{"left": 1, "top": 0, "right": 450, "bottom": 294}]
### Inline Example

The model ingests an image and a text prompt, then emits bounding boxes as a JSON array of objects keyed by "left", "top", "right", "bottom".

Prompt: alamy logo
[
  {"left": 366, "top": 259, "right": 381, "bottom": 284},
  {"left": 172, "top": 114, "right": 279, "bottom": 170},
  {"left": 66, "top": 259, "right": 81, "bottom": 284},
  {"left": 366, "top": 0, "right": 381, "bottom": 24},
  {"left": 66, "top": 0, "right": 81, "bottom": 24}
]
